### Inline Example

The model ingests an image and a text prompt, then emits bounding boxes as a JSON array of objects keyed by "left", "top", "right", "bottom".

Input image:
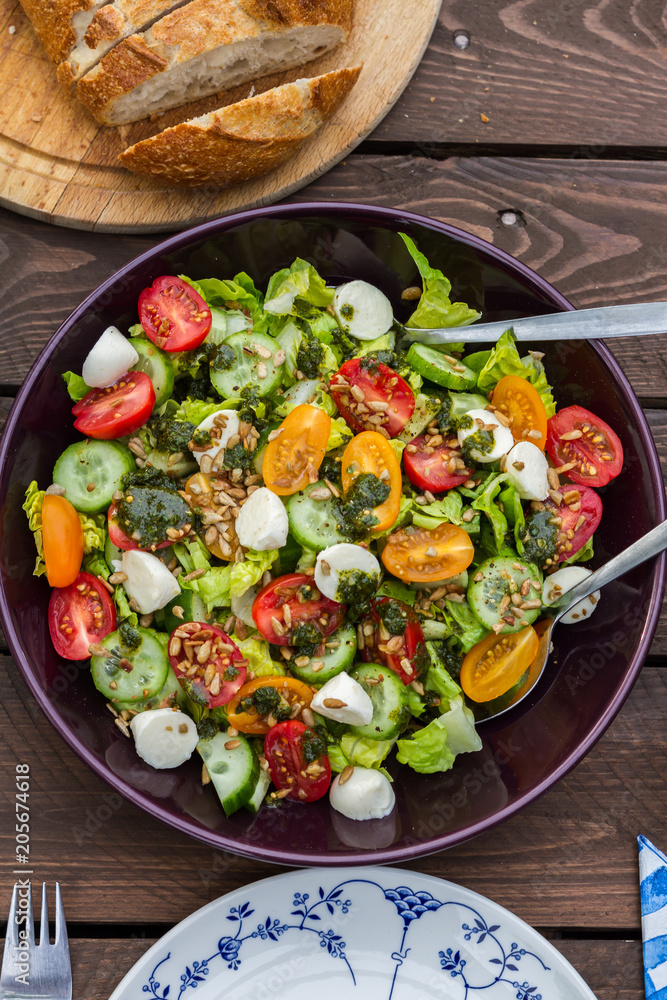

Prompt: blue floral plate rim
[{"left": 109, "top": 866, "right": 598, "bottom": 1000}]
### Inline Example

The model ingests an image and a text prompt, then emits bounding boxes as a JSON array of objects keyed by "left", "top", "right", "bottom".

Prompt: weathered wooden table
[{"left": 2, "top": 3, "right": 667, "bottom": 997}]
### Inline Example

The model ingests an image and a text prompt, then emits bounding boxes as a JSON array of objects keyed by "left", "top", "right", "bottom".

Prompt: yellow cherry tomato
[
  {"left": 183, "top": 472, "right": 238, "bottom": 562},
  {"left": 460, "top": 626, "right": 540, "bottom": 703},
  {"left": 341, "top": 431, "right": 402, "bottom": 533},
  {"left": 381, "top": 522, "right": 474, "bottom": 583},
  {"left": 263, "top": 404, "right": 330, "bottom": 496},
  {"left": 491, "top": 375, "right": 548, "bottom": 450},
  {"left": 42, "top": 494, "right": 84, "bottom": 588},
  {"left": 226, "top": 676, "right": 315, "bottom": 734}
]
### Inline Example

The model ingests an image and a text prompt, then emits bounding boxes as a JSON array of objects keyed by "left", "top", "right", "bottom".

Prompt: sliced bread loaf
[
  {"left": 76, "top": 0, "right": 354, "bottom": 126},
  {"left": 119, "top": 65, "right": 361, "bottom": 186}
]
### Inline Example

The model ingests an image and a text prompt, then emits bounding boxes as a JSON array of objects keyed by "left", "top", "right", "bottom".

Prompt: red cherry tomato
[
  {"left": 169, "top": 622, "right": 247, "bottom": 708},
  {"left": 546, "top": 405, "right": 623, "bottom": 487},
  {"left": 252, "top": 572, "right": 346, "bottom": 647},
  {"left": 48, "top": 572, "right": 117, "bottom": 660},
  {"left": 360, "top": 597, "right": 427, "bottom": 685},
  {"left": 402, "top": 434, "right": 472, "bottom": 493},
  {"left": 330, "top": 359, "right": 415, "bottom": 438},
  {"left": 72, "top": 372, "right": 155, "bottom": 440},
  {"left": 107, "top": 504, "right": 172, "bottom": 551},
  {"left": 138, "top": 276, "right": 212, "bottom": 352},
  {"left": 544, "top": 483, "right": 602, "bottom": 562},
  {"left": 264, "top": 720, "right": 331, "bottom": 803}
]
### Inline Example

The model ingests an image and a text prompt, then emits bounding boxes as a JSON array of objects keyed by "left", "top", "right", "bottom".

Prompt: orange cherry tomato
[
  {"left": 381, "top": 522, "right": 474, "bottom": 583},
  {"left": 491, "top": 375, "right": 548, "bottom": 450},
  {"left": 226, "top": 676, "right": 315, "bottom": 734},
  {"left": 182, "top": 472, "right": 239, "bottom": 562},
  {"left": 460, "top": 625, "right": 540, "bottom": 703},
  {"left": 263, "top": 404, "right": 331, "bottom": 496},
  {"left": 42, "top": 494, "right": 84, "bottom": 588},
  {"left": 341, "top": 431, "right": 402, "bottom": 533}
]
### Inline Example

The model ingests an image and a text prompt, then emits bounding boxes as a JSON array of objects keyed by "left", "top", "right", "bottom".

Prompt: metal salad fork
[{"left": 0, "top": 883, "right": 71, "bottom": 1000}]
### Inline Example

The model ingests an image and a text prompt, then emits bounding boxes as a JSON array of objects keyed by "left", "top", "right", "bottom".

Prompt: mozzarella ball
[
  {"left": 543, "top": 566, "right": 600, "bottom": 624},
  {"left": 193, "top": 410, "right": 240, "bottom": 468},
  {"left": 329, "top": 767, "right": 396, "bottom": 821},
  {"left": 315, "top": 543, "right": 381, "bottom": 603},
  {"left": 130, "top": 708, "right": 198, "bottom": 769},
  {"left": 505, "top": 441, "right": 550, "bottom": 501},
  {"left": 311, "top": 673, "right": 373, "bottom": 726},
  {"left": 333, "top": 281, "right": 393, "bottom": 341},
  {"left": 121, "top": 549, "right": 180, "bottom": 614},
  {"left": 457, "top": 409, "right": 514, "bottom": 463},
  {"left": 82, "top": 326, "right": 139, "bottom": 388},
  {"left": 235, "top": 487, "right": 288, "bottom": 551}
]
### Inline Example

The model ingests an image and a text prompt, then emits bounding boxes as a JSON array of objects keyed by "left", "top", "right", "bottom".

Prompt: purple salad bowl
[{"left": 0, "top": 203, "right": 664, "bottom": 866}]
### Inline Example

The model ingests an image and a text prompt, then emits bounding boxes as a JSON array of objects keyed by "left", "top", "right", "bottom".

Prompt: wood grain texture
[
  {"left": 0, "top": 0, "right": 441, "bottom": 232},
  {"left": 3, "top": 154, "right": 667, "bottom": 392},
  {"left": 1, "top": 655, "right": 665, "bottom": 930},
  {"left": 376, "top": 0, "right": 667, "bottom": 152},
  {"left": 0, "top": 936, "right": 642, "bottom": 999}
]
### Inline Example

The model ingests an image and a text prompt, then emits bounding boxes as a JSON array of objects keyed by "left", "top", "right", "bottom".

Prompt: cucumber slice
[
  {"left": 211, "top": 332, "right": 284, "bottom": 399},
  {"left": 245, "top": 767, "right": 271, "bottom": 814},
  {"left": 129, "top": 337, "right": 174, "bottom": 407},
  {"left": 288, "top": 623, "right": 357, "bottom": 684},
  {"left": 162, "top": 591, "right": 207, "bottom": 633},
  {"left": 407, "top": 344, "right": 477, "bottom": 390},
  {"left": 53, "top": 439, "right": 136, "bottom": 513},
  {"left": 349, "top": 663, "right": 410, "bottom": 741},
  {"left": 105, "top": 536, "right": 124, "bottom": 573},
  {"left": 198, "top": 732, "right": 259, "bottom": 816},
  {"left": 398, "top": 392, "right": 444, "bottom": 442},
  {"left": 90, "top": 627, "right": 169, "bottom": 702},
  {"left": 114, "top": 666, "right": 186, "bottom": 712},
  {"left": 145, "top": 448, "right": 197, "bottom": 479},
  {"left": 467, "top": 556, "right": 543, "bottom": 634},
  {"left": 285, "top": 480, "right": 347, "bottom": 551}
]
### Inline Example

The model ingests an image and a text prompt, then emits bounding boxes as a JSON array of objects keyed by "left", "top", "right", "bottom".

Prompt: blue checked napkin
[{"left": 639, "top": 835, "right": 667, "bottom": 998}]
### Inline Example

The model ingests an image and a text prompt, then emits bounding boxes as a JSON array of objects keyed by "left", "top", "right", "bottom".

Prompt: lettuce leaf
[
  {"left": 396, "top": 694, "right": 481, "bottom": 773},
  {"left": 327, "top": 415, "right": 353, "bottom": 450},
  {"left": 235, "top": 636, "right": 286, "bottom": 677},
  {"left": 62, "top": 372, "right": 91, "bottom": 402},
  {"left": 188, "top": 549, "right": 277, "bottom": 611},
  {"left": 174, "top": 397, "right": 232, "bottom": 426},
  {"left": 471, "top": 473, "right": 511, "bottom": 553},
  {"left": 355, "top": 332, "right": 396, "bottom": 357},
  {"left": 424, "top": 641, "right": 463, "bottom": 708},
  {"left": 114, "top": 586, "right": 138, "bottom": 626},
  {"left": 276, "top": 320, "right": 338, "bottom": 386},
  {"left": 475, "top": 330, "right": 556, "bottom": 416},
  {"left": 82, "top": 551, "right": 111, "bottom": 581},
  {"left": 438, "top": 601, "right": 489, "bottom": 653},
  {"left": 375, "top": 579, "right": 416, "bottom": 606},
  {"left": 341, "top": 734, "right": 394, "bottom": 772},
  {"left": 264, "top": 259, "right": 333, "bottom": 315},
  {"left": 173, "top": 536, "right": 211, "bottom": 576},
  {"left": 561, "top": 535, "right": 594, "bottom": 566},
  {"left": 230, "top": 549, "right": 277, "bottom": 598},
  {"left": 399, "top": 233, "right": 481, "bottom": 335}
]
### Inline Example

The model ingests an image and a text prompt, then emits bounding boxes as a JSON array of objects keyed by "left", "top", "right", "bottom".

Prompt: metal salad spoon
[{"left": 481, "top": 516, "right": 667, "bottom": 722}]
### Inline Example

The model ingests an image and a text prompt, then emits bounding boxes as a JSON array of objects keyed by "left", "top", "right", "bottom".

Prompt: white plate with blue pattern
[{"left": 110, "top": 867, "right": 597, "bottom": 1000}]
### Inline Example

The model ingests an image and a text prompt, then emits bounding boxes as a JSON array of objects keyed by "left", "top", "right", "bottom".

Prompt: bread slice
[
  {"left": 119, "top": 65, "right": 361, "bottom": 186},
  {"left": 18, "top": 0, "right": 110, "bottom": 64},
  {"left": 75, "top": 0, "right": 354, "bottom": 126},
  {"left": 57, "top": 0, "right": 192, "bottom": 88}
]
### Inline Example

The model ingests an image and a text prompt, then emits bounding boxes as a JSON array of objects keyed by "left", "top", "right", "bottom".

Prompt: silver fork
[{"left": 1, "top": 883, "right": 71, "bottom": 1000}]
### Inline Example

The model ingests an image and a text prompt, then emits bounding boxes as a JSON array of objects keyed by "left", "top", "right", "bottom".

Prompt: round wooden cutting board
[{"left": 0, "top": 0, "right": 441, "bottom": 233}]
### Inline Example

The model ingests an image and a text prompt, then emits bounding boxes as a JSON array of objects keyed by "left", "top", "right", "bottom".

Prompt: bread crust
[
  {"left": 119, "top": 64, "right": 361, "bottom": 187},
  {"left": 75, "top": 0, "right": 353, "bottom": 124},
  {"left": 19, "top": 0, "right": 102, "bottom": 64}
]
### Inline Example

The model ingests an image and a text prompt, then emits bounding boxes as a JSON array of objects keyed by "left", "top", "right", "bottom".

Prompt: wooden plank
[
  {"left": 2, "top": 155, "right": 667, "bottom": 392},
  {"left": 0, "top": 936, "right": 640, "bottom": 999},
  {"left": 377, "top": 0, "right": 667, "bottom": 151},
  {"left": 0, "top": 655, "right": 664, "bottom": 930}
]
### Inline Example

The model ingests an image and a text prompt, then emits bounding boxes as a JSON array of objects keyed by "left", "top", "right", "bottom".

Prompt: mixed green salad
[{"left": 24, "top": 234, "right": 623, "bottom": 822}]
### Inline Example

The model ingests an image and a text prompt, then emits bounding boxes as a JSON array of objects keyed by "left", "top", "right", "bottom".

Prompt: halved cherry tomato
[
  {"left": 72, "top": 372, "right": 155, "bottom": 440},
  {"left": 265, "top": 720, "right": 331, "bottom": 802},
  {"left": 546, "top": 404, "right": 623, "bottom": 487},
  {"left": 330, "top": 358, "right": 415, "bottom": 438},
  {"left": 403, "top": 434, "right": 472, "bottom": 493},
  {"left": 107, "top": 503, "right": 172, "bottom": 552},
  {"left": 491, "top": 375, "right": 548, "bottom": 450},
  {"left": 138, "top": 275, "right": 212, "bottom": 352},
  {"left": 381, "top": 522, "right": 474, "bottom": 583},
  {"left": 42, "top": 494, "right": 84, "bottom": 588},
  {"left": 543, "top": 483, "right": 602, "bottom": 562},
  {"left": 182, "top": 472, "right": 239, "bottom": 562},
  {"left": 169, "top": 622, "right": 247, "bottom": 709},
  {"left": 263, "top": 404, "right": 330, "bottom": 496},
  {"left": 48, "top": 571, "right": 116, "bottom": 660},
  {"left": 227, "top": 677, "right": 315, "bottom": 735},
  {"left": 251, "top": 572, "right": 346, "bottom": 646},
  {"left": 341, "top": 431, "right": 402, "bottom": 532},
  {"left": 460, "top": 625, "right": 540, "bottom": 703},
  {"left": 360, "top": 597, "right": 427, "bottom": 685}
]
